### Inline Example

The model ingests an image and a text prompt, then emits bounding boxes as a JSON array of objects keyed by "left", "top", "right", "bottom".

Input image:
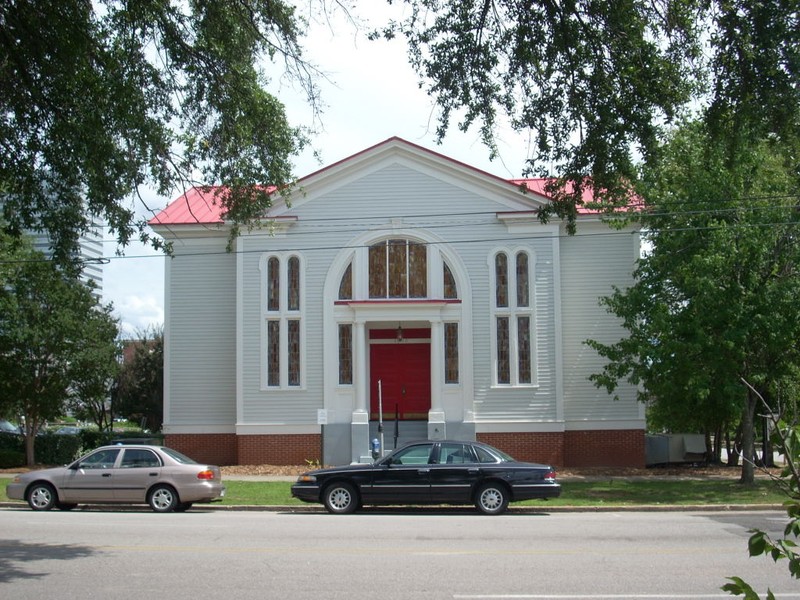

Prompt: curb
[{"left": 0, "top": 501, "right": 785, "bottom": 513}]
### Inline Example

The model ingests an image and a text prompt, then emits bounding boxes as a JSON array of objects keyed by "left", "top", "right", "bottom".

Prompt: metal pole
[
  {"left": 394, "top": 403, "right": 399, "bottom": 449},
  {"left": 378, "top": 380, "right": 385, "bottom": 456}
]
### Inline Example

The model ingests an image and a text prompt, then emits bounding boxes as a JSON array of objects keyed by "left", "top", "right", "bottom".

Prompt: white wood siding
[
  {"left": 236, "top": 162, "right": 561, "bottom": 425},
  {"left": 559, "top": 223, "right": 642, "bottom": 423},
  {"left": 164, "top": 238, "right": 237, "bottom": 427}
]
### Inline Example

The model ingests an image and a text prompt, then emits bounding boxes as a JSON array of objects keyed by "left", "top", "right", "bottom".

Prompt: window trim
[
  {"left": 259, "top": 252, "right": 306, "bottom": 390},
  {"left": 489, "top": 248, "right": 537, "bottom": 387}
]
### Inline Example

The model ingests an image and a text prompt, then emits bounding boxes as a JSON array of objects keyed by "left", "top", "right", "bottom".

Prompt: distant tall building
[{"left": 26, "top": 220, "right": 105, "bottom": 297}]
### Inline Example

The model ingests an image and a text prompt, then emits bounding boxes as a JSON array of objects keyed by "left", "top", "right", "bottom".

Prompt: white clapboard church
[{"left": 149, "top": 138, "right": 644, "bottom": 467}]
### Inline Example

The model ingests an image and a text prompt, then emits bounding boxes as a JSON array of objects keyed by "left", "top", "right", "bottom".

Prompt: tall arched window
[
  {"left": 338, "top": 262, "right": 352, "bottom": 300},
  {"left": 491, "top": 249, "right": 535, "bottom": 386},
  {"left": 443, "top": 262, "right": 458, "bottom": 299},
  {"left": 368, "top": 239, "right": 427, "bottom": 298},
  {"left": 262, "top": 253, "right": 304, "bottom": 389}
]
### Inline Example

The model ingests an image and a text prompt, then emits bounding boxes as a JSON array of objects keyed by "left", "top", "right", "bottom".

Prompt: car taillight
[
  {"left": 544, "top": 469, "right": 556, "bottom": 482},
  {"left": 197, "top": 469, "right": 216, "bottom": 480}
]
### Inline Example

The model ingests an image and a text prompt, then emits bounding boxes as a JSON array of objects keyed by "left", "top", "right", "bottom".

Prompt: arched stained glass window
[
  {"left": 492, "top": 249, "right": 534, "bottom": 386},
  {"left": 495, "top": 253, "right": 508, "bottom": 308},
  {"left": 443, "top": 262, "right": 457, "bottom": 299},
  {"left": 288, "top": 256, "right": 300, "bottom": 311},
  {"left": 516, "top": 252, "right": 529, "bottom": 307},
  {"left": 368, "top": 239, "right": 427, "bottom": 299},
  {"left": 338, "top": 263, "right": 352, "bottom": 300},
  {"left": 262, "top": 253, "right": 303, "bottom": 389},
  {"left": 267, "top": 257, "right": 279, "bottom": 311}
]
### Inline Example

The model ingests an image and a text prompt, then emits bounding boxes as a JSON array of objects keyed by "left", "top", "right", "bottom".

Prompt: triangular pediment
[{"left": 264, "top": 137, "right": 550, "bottom": 218}]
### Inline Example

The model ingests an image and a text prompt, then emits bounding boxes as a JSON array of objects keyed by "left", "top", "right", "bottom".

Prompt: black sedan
[{"left": 291, "top": 440, "right": 561, "bottom": 515}]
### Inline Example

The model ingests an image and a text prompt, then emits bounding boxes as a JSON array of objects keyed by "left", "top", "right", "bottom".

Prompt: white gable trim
[{"left": 265, "top": 138, "right": 550, "bottom": 218}]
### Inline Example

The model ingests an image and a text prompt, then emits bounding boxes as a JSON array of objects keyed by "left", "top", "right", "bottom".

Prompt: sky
[{"left": 103, "top": 4, "right": 534, "bottom": 338}]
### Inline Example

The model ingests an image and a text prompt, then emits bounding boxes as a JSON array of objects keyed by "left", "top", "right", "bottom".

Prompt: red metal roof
[
  {"left": 148, "top": 186, "right": 227, "bottom": 226},
  {"left": 148, "top": 139, "right": 617, "bottom": 226}
]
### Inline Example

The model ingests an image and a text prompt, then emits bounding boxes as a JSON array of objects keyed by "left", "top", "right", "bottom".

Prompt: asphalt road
[{"left": 1, "top": 507, "right": 798, "bottom": 599}]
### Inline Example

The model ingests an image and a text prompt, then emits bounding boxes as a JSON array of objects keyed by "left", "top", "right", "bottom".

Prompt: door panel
[
  {"left": 429, "top": 443, "right": 481, "bottom": 503},
  {"left": 370, "top": 339, "right": 431, "bottom": 420},
  {"left": 58, "top": 448, "right": 121, "bottom": 502},
  {"left": 363, "top": 443, "right": 434, "bottom": 504},
  {"left": 113, "top": 448, "right": 163, "bottom": 502}
]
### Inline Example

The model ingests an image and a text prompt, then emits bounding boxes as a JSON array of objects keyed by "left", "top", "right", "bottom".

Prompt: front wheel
[
  {"left": 148, "top": 485, "right": 178, "bottom": 513},
  {"left": 323, "top": 482, "right": 358, "bottom": 514},
  {"left": 27, "top": 483, "right": 57, "bottom": 511},
  {"left": 475, "top": 482, "right": 509, "bottom": 515}
]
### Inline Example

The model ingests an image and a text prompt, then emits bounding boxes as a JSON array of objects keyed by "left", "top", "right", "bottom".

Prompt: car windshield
[
  {"left": 0, "top": 420, "right": 19, "bottom": 433},
  {"left": 160, "top": 447, "right": 198, "bottom": 464}
]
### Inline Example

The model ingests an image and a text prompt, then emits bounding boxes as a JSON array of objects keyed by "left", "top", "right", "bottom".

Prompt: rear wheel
[
  {"left": 148, "top": 485, "right": 178, "bottom": 513},
  {"left": 323, "top": 482, "right": 358, "bottom": 514},
  {"left": 475, "top": 482, "right": 509, "bottom": 515},
  {"left": 27, "top": 483, "right": 57, "bottom": 511}
]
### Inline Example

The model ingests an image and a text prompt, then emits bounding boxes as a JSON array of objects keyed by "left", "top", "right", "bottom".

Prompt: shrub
[
  {"left": 0, "top": 448, "right": 25, "bottom": 468},
  {"left": 35, "top": 433, "right": 82, "bottom": 465}
]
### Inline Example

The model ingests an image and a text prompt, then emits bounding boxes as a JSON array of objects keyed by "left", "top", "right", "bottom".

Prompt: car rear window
[
  {"left": 160, "top": 447, "right": 199, "bottom": 465},
  {"left": 474, "top": 446, "right": 503, "bottom": 464}
]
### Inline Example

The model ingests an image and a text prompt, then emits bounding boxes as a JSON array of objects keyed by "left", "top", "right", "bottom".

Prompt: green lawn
[{"left": 0, "top": 476, "right": 787, "bottom": 508}]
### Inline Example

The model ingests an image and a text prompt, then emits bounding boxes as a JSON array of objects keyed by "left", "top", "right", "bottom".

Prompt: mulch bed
[
  {"left": 2, "top": 463, "right": 782, "bottom": 479},
  {"left": 220, "top": 463, "right": 782, "bottom": 479}
]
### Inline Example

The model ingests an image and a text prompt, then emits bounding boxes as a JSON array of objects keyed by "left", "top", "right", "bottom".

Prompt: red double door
[{"left": 369, "top": 328, "right": 431, "bottom": 421}]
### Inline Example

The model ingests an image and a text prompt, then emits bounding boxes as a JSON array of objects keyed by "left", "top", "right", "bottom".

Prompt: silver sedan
[{"left": 6, "top": 444, "right": 225, "bottom": 512}]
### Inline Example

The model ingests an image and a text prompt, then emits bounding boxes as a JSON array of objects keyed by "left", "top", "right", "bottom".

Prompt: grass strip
[{"left": 0, "top": 476, "right": 787, "bottom": 507}]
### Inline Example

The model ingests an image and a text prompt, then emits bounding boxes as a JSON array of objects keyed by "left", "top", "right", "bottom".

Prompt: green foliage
[
  {"left": 0, "top": 233, "right": 120, "bottom": 465},
  {"left": 113, "top": 327, "right": 164, "bottom": 432},
  {"left": 0, "top": 449, "right": 25, "bottom": 469},
  {"left": 381, "top": 1, "right": 800, "bottom": 230},
  {"left": 0, "top": 0, "right": 314, "bottom": 262},
  {"left": 33, "top": 433, "right": 82, "bottom": 465},
  {"left": 79, "top": 429, "right": 115, "bottom": 451},
  {"left": 724, "top": 392, "right": 800, "bottom": 599},
  {"left": 68, "top": 308, "right": 120, "bottom": 432},
  {"left": 586, "top": 122, "right": 800, "bottom": 481}
]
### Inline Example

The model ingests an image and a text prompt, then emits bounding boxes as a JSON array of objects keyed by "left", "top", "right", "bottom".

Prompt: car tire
[
  {"left": 148, "top": 484, "right": 178, "bottom": 513},
  {"left": 27, "top": 483, "right": 57, "bottom": 511},
  {"left": 323, "top": 482, "right": 358, "bottom": 514},
  {"left": 475, "top": 482, "right": 509, "bottom": 515}
]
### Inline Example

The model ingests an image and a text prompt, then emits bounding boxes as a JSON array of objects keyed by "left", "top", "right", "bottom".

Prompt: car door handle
[
  {"left": 149, "top": 472, "right": 158, "bottom": 477},
  {"left": 102, "top": 473, "right": 111, "bottom": 477},
  {"left": 468, "top": 468, "right": 480, "bottom": 474},
  {"left": 418, "top": 468, "right": 430, "bottom": 474}
]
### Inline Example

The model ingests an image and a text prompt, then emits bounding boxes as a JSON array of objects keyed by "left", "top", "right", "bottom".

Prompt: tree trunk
[
  {"left": 727, "top": 425, "right": 742, "bottom": 467},
  {"left": 739, "top": 390, "right": 757, "bottom": 485},
  {"left": 24, "top": 428, "right": 36, "bottom": 466}
]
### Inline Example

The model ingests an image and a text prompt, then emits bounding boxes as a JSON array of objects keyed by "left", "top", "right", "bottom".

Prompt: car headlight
[{"left": 296, "top": 474, "right": 316, "bottom": 483}]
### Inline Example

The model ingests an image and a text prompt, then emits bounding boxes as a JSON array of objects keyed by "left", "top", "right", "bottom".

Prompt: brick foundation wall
[
  {"left": 477, "top": 430, "right": 645, "bottom": 468},
  {"left": 563, "top": 429, "right": 645, "bottom": 468},
  {"left": 166, "top": 430, "right": 643, "bottom": 468},
  {"left": 237, "top": 434, "right": 321, "bottom": 465},
  {"left": 164, "top": 434, "right": 238, "bottom": 466},
  {"left": 477, "top": 432, "right": 564, "bottom": 466}
]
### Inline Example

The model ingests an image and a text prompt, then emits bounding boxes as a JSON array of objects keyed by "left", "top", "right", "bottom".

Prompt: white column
[
  {"left": 352, "top": 320, "right": 368, "bottom": 422},
  {"left": 429, "top": 319, "right": 446, "bottom": 438}
]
